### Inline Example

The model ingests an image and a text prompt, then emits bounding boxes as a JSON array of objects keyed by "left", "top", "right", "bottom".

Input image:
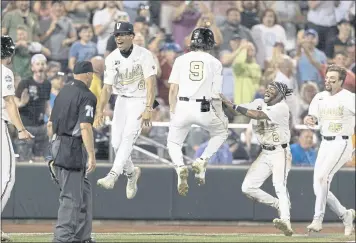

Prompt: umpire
[{"left": 47, "top": 61, "right": 97, "bottom": 243}]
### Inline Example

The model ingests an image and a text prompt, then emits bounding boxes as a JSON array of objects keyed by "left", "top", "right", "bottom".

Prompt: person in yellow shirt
[{"left": 89, "top": 56, "right": 104, "bottom": 100}]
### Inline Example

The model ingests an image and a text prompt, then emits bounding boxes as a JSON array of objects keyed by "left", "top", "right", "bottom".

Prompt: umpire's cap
[
  {"left": 1, "top": 35, "right": 15, "bottom": 59},
  {"left": 112, "top": 22, "right": 134, "bottom": 35},
  {"left": 190, "top": 27, "right": 215, "bottom": 51},
  {"left": 73, "top": 61, "right": 94, "bottom": 74}
]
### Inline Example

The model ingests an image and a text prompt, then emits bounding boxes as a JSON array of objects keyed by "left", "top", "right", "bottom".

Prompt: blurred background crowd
[{"left": 1, "top": 0, "right": 355, "bottom": 167}]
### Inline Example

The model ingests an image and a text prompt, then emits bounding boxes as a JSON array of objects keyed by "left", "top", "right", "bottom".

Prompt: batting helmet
[
  {"left": 190, "top": 27, "right": 215, "bottom": 51},
  {"left": 1, "top": 35, "right": 15, "bottom": 59}
]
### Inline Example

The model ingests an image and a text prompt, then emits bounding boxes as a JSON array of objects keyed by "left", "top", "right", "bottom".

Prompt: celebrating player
[
  {"left": 304, "top": 64, "right": 355, "bottom": 235},
  {"left": 1, "top": 35, "right": 33, "bottom": 242},
  {"left": 94, "top": 22, "right": 157, "bottom": 199},
  {"left": 220, "top": 82, "right": 294, "bottom": 236},
  {"left": 167, "top": 27, "right": 228, "bottom": 196}
]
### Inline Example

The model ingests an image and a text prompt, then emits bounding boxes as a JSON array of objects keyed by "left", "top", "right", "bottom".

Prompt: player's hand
[
  {"left": 94, "top": 113, "right": 105, "bottom": 128},
  {"left": 138, "top": 109, "right": 152, "bottom": 127},
  {"left": 219, "top": 94, "right": 233, "bottom": 108},
  {"left": 303, "top": 115, "right": 316, "bottom": 127},
  {"left": 18, "top": 129, "right": 34, "bottom": 140},
  {"left": 86, "top": 155, "right": 96, "bottom": 175}
]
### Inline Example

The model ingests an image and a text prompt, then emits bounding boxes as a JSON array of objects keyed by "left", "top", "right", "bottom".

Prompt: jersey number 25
[{"left": 189, "top": 61, "right": 204, "bottom": 81}]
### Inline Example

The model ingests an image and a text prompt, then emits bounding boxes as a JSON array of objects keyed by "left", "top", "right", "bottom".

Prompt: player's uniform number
[
  {"left": 189, "top": 61, "right": 204, "bottom": 81},
  {"left": 328, "top": 122, "right": 342, "bottom": 133},
  {"left": 272, "top": 132, "right": 280, "bottom": 142},
  {"left": 85, "top": 105, "right": 94, "bottom": 118}
]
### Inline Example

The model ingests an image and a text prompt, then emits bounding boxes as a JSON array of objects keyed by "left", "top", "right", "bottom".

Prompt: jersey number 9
[{"left": 189, "top": 61, "right": 204, "bottom": 81}]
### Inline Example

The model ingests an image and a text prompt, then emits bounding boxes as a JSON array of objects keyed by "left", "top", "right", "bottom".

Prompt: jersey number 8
[{"left": 189, "top": 61, "right": 204, "bottom": 81}]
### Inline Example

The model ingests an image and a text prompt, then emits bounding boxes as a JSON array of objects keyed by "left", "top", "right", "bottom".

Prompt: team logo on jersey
[
  {"left": 5, "top": 75, "right": 12, "bottom": 83},
  {"left": 257, "top": 105, "right": 262, "bottom": 110},
  {"left": 115, "top": 60, "right": 120, "bottom": 65}
]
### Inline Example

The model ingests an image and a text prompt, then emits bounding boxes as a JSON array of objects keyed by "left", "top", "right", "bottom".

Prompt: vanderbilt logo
[
  {"left": 114, "top": 64, "right": 144, "bottom": 86},
  {"left": 320, "top": 106, "right": 344, "bottom": 119}
]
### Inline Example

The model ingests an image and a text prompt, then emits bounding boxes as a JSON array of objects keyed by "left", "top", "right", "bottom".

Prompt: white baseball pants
[
  {"left": 110, "top": 96, "right": 146, "bottom": 176},
  {"left": 167, "top": 100, "right": 228, "bottom": 167},
  {"left": 242, "top": 147, "right": 292, "bottom": 220},
  {"left": 313, "top": 137, "right": 353, "bottom": 220},
  {"left": 1, "top": 120, "right": 16, "bottom": 214}
]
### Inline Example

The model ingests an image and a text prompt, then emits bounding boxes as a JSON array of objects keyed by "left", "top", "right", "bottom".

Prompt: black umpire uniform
[{"left": 48, "top": 61, "right": 97, "bottom": 243}]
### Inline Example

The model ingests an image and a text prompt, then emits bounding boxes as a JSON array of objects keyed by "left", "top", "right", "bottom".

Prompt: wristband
[{"left": 235, "top": 106, "right": 248, "bottom": 115}]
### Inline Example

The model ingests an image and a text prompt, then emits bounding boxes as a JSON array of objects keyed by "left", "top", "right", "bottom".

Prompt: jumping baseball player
[
  {"left": 94, "top": 22, "right": 157, "bottom": 199},
  {"left": 167, "top": 27, "right": 228, "bottom": 196},
  {"left": 1, "top": 35, "right": 33, "bottom": 242},
  {"left": 304, "top": 64, "right": 355, "bottom": 235},
  {"left": 221, "top": 81, "right": 294, "bottom": 236}
]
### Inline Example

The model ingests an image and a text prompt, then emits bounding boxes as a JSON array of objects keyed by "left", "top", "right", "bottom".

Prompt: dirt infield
[{"left": 2, "top": 220, "right": 346, "bottom": 235}]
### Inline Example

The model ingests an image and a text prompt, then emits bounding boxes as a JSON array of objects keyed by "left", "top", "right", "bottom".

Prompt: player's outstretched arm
[
  {"left": 138, "top": 75, "right": 156, "bottom": 127},
  {"left": 169, "top": 84, "right": 179, "bottom": 113},
  {"left": 94, "top": 84, "right": 112, "bottom": 128}
]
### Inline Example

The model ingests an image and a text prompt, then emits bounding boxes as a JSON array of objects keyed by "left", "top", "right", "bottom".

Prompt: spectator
[
  {"left": 159, "top": 1, "right": 181, "bottom": 35},
  {"left": 123, "top": 1, "right": 146, "bottom": 22},
  {"left": 1, "top": 0, "right": 40, "bottom": 42},
  {"left": 89, "top": 56, "right": 105, "bottom": 101},
  {"left": 307, "top": 52, "right": 355, "bottom": 93},
  {"left": 251, "top": 8, "right": 287, "bottom": 69},
  {"left": 33, "top": 1, "right": 52, "bottom": 21},
  {"left": 157, "top": 42, "right": 182, "bottom": 104},
  {"left": 172, "top": 1, "right": 206, "bottom": 49},
  {"left": 345, "top": 38, "right": 355, "bottom": 74},
  {"left": 205, "top": 1, "right": 238, "bottom": 26},
  {"left": 93, "top": 1, "right": 129, "bottom": 55},
  {"left": 219, "top": 7, "right": 255, "bottom": 51},
  {"left": 134, "top": 16, "right": 151, "bottom": 40},
  {"left": 148, "top": 28, "right": 166, "bottom": 54},
  {"left": 46, "top": 61, "right": 62, "bottom": 80},
  {"left": 220, "top": 34, "right": 243, "bottom": 101},
  {"left": 290, "top": 130, "right": 317, "bottom": 166},
  {"left": 14, "top": 54, "right": 51, "bottom": 162},
  {"left": 296, "top": 29, "right": 327, "bottom": 88},
  {"left": 68, "top": 24, "right": 97, "bottom": 71},
  {"left": 238, "top": 1, "right": 261, "bottom": 29},
  {"left": 12, "top": 25, "right": 51, "bottom": 80},
  {"left": 64, "top": 1, "right": 99, "bottom": 29},
  {"left": 39, "top": 1, "right": 77, "bottom": 72},
  {"left": 185, "top": 127, "right": 210, "bottom": 159},
  {"left": 195, "top": 141, "right": 233, "bottom": 165},
  {"left": 298, "top": 81, "right": 319, "bottom": 122},
  {"left": 325, "top": 19, "right": 353, "bottom": 61},
  {"left": 306, "top": 0, "right": 338, "bottom": 51},
  {"left": 137, "top": 3, "right": 160, "bottom": 37},
  {"left": 44, "top": 72, "right": 66, "bottom": 123},
  {"left": 232, "top": 41, "right": 261, "bottom": 110}
]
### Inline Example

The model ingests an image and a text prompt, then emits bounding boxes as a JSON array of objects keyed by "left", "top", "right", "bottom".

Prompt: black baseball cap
[
  {"left": 112, "top": 22, "right": 134, "bottom": 35},
  {"left": 73, "top": 61, "right": 93, "bottom": 74}
]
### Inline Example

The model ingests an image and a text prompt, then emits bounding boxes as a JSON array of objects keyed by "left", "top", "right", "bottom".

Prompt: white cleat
[
  {"left": 1, "top": 231, "right": 11, "bottom": 242},
  {"left": 126, "top": 167, "right": 141, "bottom": 199},
  {"left": 307, "top": 218, "right": 323, "bottom": 233},
  {"left": 97, "top": 171, "right": 118, "bottom": 189},
  {"left": 191, "top": 158, "right": 207, "bottom": 186},
  {"left": 273, "top": 218, "right": 294, "bottom": 236},
  {"left": 342, "top": 209, "right": 355, "bottom": 236},
  {"left": 176, "top": 166, "right": 189, "bottom": 196}
]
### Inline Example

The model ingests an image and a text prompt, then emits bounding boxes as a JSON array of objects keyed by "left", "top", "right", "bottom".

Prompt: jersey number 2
[
  {"left": 85, "top": 105, "right": 94, "bottom": 118},
  {"left": 189, "top": 61, "right": 204, "bottom": 81}
]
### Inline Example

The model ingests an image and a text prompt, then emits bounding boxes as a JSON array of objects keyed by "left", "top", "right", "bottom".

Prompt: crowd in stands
[{"left": 1, "top": 0, "right": 355, "bottom": 167}]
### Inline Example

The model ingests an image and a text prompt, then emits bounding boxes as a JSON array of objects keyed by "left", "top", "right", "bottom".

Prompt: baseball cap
[
  {"left": 73, "top": 61, "right": 93, "bottom": 74},
  {"left": 112, "top": 22, "right": 134, "bottom": 35},
  {"left": 31, "top": 54, "right": 47, "bottom": 64},
  {"left": 304, "top": 29, "right": 318, "bottom": 38}
]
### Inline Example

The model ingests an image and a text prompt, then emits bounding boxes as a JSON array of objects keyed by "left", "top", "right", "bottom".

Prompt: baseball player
[
  {"left": 167, "top": 27, "right": 228, "bottom": 196},
  {"left": 1, "top": 35, "right": 33, "bottom": 242},
  {"left": 304, "top": 64, "right": 355, "bottom": 235},
  {"left": 94, "top": 22, "right": 157, "bottom": 199},
  {"left": 220, "top": 81, "right": 294, "bottom": 236}
]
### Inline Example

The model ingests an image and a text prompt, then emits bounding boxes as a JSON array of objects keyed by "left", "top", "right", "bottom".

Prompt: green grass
[{"left": 7, "top": 232, "right": 356, "bottom": 242}]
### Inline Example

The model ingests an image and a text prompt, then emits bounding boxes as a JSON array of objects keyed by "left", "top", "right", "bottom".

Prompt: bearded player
[
  {"left": 304, "top": 64, "right": 355, "bottom": 235},
  {"left": 167, "top": 27, "right": 228, "bottom": 196},
  {"left": 1, "top": 35, "right": 33, "bottom": 242},
  {"left": 221, "top": 82, "right": 294, "bottom": 236}
]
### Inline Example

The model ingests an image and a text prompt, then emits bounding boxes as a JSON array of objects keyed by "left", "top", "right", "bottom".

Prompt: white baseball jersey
[
  {"left": 104, "top": 44, "right": 157, "bottom": 97},
  {"left": 1, "top": 64, "right": 15, "bottom": 122},
  {"left": 168, "top": 51, "right": 223, "bottom": 99},
  {"left": 242, "top": 99, "right": 291, "bottom": 146},
  {"left": 308, "top": 89, "right": 355, "bottom": 136}
]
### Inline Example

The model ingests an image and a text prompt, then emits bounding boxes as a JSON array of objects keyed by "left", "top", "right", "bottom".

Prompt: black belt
[
  {"left": 179, "top": 97, "right": 205, "bottom": 102},
  {"left": 323, "top": 136, "right": 349, "bottom": 141},
  {"left": 261, "top": 143, "right": 288, "bottom": 151}
]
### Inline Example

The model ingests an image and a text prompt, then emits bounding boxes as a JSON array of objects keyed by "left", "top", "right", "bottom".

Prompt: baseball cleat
[
  {"left": 307, "top": 218, "right": 323, "bottom": 233},
  {"left": 176, "top": 166, "right": 189, "bottom": 196},
  {"left": 1, "top": 231, "right": 11, "bottom": 242},
  {"left": 273, "top": 218, "right": 293, "bottom": 236},
  {"left": 191, "top": 158, "right": 207, "bottom": 185},
  {"left": 195, "top": 171, "right": 206, "bottom": 186},
  {"left": 342, "top": 209, "right": 355, "bottom": 236},
  {"left": 97, "top": 171, "right": 118, "bottom": 189},
  {"left": 126, "top": 167, "right": 141, "bottom": 199}
]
